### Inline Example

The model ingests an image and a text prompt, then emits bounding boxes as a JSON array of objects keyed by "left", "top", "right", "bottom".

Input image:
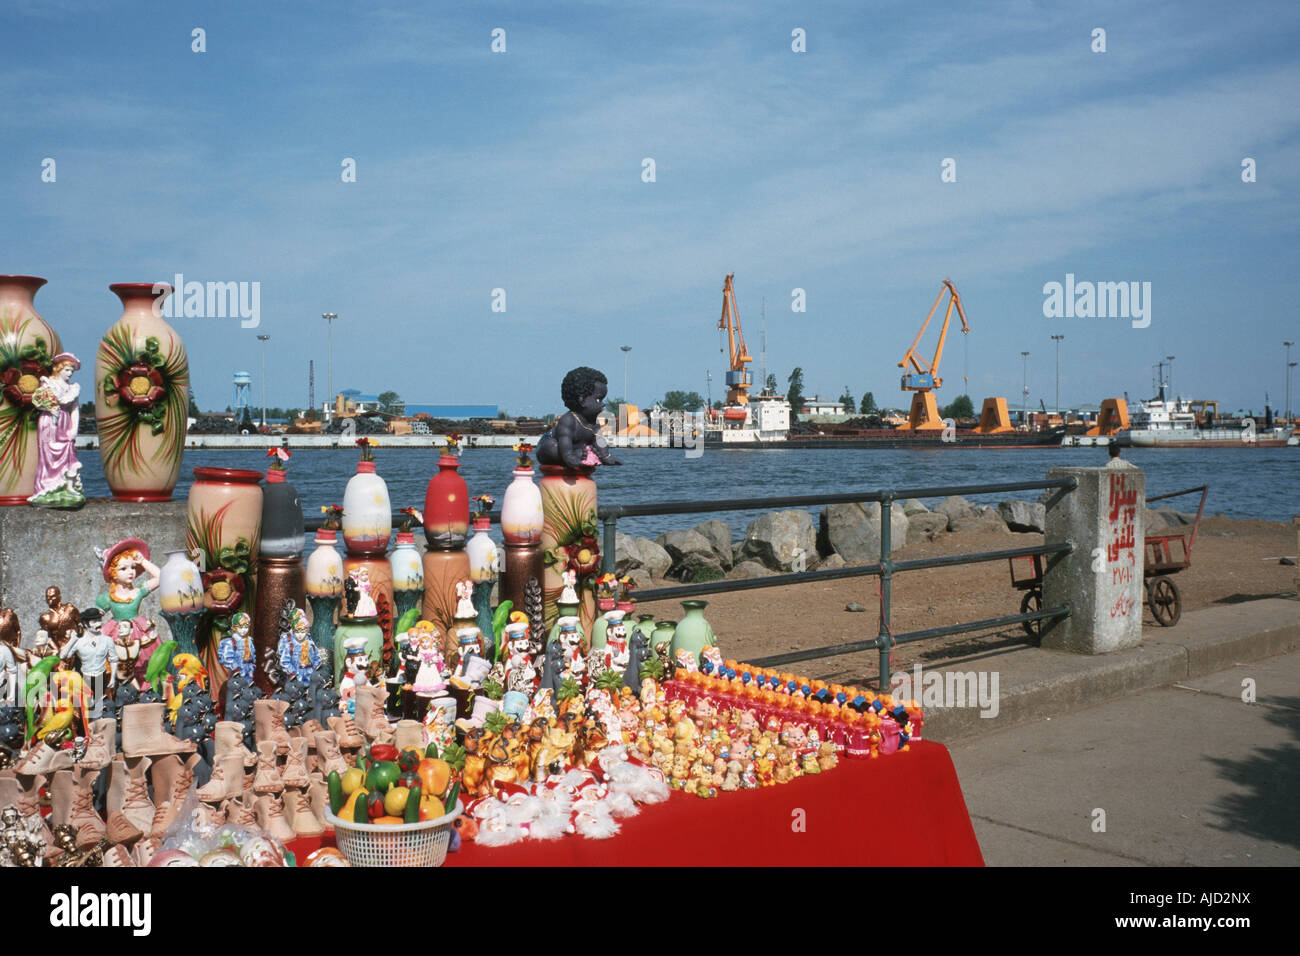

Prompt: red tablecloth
[{"left": 295, "top": 740, "right": 983, "bottom": 867}]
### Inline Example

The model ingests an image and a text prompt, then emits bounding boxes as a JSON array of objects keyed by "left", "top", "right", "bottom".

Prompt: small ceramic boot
[
  {"left": 104, "top": 757, "right": 144, "bottom": 846},
  {"left": 281, "top": 738, "right": 310, "bottom": 789},
  {"left": 80, "top": 718, "right": 117, "bottom": 770},
  {"left": 394, "top": 719, "right": 425, "bottom": 754},
  {"left": 253, "top": 699, "right": 292, "bottom": 755},
  {"left": 254, "top": 793, "right": 297, "bottom": 843},
  {"left": 197, "top": 753, "right": 244, "bottom": 803},
  {"left": 214, "top": 720, "right": 257, "bottom": 769},
  {"left": 283, "top": 789, "right": 323, "bottom": 838},
  {"left": 311, "top": 730, "right": 349, "bottom": 777},
  {"left": 68, "top": 767, "right": 107, "bottom": 849},
  {"left": 327, "top": 713, "right": 364, "bottom": 749},
  {"left": 253, "top": 741, "right": 283, "bottom": 794},
  {"left": 121, "top": 703, "right": 196, "bottom": 758},
  {"left": 354, "top": 685, "right": 393, "bottom": 743}
]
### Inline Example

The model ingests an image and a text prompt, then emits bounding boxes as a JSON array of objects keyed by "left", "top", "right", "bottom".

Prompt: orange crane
[
  {"left": 898, "top": 278, "right": 969, "bottom": 430},
  {"left": 718, "top": 274, "right": 754, "bottom": 406}
]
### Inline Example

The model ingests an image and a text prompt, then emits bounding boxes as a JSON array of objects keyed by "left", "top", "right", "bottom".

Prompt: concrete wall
[
  {"left": 0, "top": 499, "right": 188, "bottom": 648},
  {"left": 1042, "top": 465, "right": 1145, "bottom": 653}
]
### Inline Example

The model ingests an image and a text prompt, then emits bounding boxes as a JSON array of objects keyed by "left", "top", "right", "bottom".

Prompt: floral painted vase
[
  {"left": 390, "top": 530, "right": 424, "bottom": 621},
  {"left": 342, "top": 459, "right": 391, "bottom": 556},
  {"left": 539, "top": 465, "right": 598, "bottom": 636},
  {"left": 305, "top": 529, "right": 345, "bottom": 659},
  {"left": 95, "top": 283, "right": 189, "bottom": 501},
  {"left": 423, "top": 454, "right": 469, "bottom": 550},
  {"left": 0, "top": 275, "right": 63, "bottom": 505}
]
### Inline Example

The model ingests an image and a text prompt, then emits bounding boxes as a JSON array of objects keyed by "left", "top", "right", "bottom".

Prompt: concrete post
[
  {"left": 1042, "top": 465, "right": 1145, "bottom": 653},
  {"left": 0, "top": 499, "right": 189, "bottom": 647}
]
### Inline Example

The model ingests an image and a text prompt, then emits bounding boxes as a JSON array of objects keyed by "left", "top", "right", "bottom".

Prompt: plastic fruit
[
  {"left": 366, "top": 789, "right": 387, "bottom": 820},
  {"left": 418, "top": 796, "right": 440, "bottom": 821},
  {"left": 416, "top": 758, "right": 451, "bottom": 798},
  {"left": 365, "top": 761, "right": 401, "bottom": 792},
  {"left": 340, "top": 787, "right": 367, "bottom": 820},
  {"left": 384, "top": 786, "right": 411, "bottom": 816},
  {"left": 373, "top": 815, "right": 405, "bottom": 825},
  {"left": 341, "top": 768, "right": 364, "bottom": 795}
]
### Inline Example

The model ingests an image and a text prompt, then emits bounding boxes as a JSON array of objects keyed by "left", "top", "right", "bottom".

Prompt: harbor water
[{"left": 72, "top": 445, "right": 1298, "bottom": 540}]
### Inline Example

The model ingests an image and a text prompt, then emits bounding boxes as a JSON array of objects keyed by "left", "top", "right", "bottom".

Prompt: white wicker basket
[{"left": 325, "top": 799, "right": 462, "bottom": 868}]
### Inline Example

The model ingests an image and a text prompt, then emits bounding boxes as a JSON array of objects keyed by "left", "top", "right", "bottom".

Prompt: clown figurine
[
  {"left": 218, "top": 612, "right": 257, "bottom": 683},
  {"left": 277, "top": 606, "right": 320, "bottom": 684}
]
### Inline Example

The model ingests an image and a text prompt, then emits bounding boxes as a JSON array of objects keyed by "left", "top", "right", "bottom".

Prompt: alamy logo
[
  {"left": 1042, "top": 274, "right": 1150, "bottom": 328},
  {"left": 153, "top": 273, "right": 261, "bottom": 328},
  {"left": 50, "top": 886, "right": 151, "bottom": 936}
]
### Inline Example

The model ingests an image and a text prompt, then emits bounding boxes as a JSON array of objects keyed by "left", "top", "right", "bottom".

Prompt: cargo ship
[{"left": 1114, "top": 384, "right": 1293, "bottom": 448}]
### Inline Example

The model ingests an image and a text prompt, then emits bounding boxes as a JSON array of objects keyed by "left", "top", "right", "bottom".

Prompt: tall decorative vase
[
  {"left": 342, "top": 459, "right": 391, "bottom": 555},
  {"left": 539, "top": 464, "right": 598, "bottom": 637},
  {"left": 158, "top": 549, "right": 205, "bottom": 657},
  {"left": 421, "top": 548, "right": 470, "bottom": 657},
  {"left": 423, "top": 454, "right": 470, "bottom": 549},
  {"left": 95, "top": 283, "right": 189, "bottom": 501},
  {"left": 670, "top": 600, "right": 715, "bottom": 667},
  {"left": 186, "top": 466, "right": 263, "bottom": 681},
  {"left": 305, "top": 529, "right": 345, "bottom": 668},
  {"left": 501, "top": 466, "right": 543, "bottom": 545},
  {"left": 0, "top": 275, "right": 63, "bottom": 505},
  {"left": 466, "top": 516, "right": 498, "bottom": 644},
  {"left": 252, "top": 465, "right": 306, "bottom": 689},
  {"left": 390, "top": 531, "right": 424, "bottom": 622}
]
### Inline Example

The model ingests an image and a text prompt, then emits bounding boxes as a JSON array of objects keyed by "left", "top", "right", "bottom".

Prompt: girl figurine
[
  {"left": 27, "top": 353, "right": 85, "bottom": 508},
  {"left": 411, "top": 623, "right": 449, "bottom": 695},
  {"left": 94, "top": 539, "right": 161, "bottom": 680}
]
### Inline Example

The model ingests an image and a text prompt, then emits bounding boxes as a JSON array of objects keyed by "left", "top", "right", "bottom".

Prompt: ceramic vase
[
  {"left": 0, "top": 276, "right": 63, "bottom": 505},
  {"left": 421, "top": 548, "right": 470, "bottom": 656},
  {"left": 423, "top": 454, "right": 469, "bottom": 549},
  {"left": 95, "top": 283, "right": 189, "bottom": 501},
  {"left": 390, "top": 531, "right": 424, "bottom": 621},
  {"left": 252, "top": 556, "right": 305, "bottom": 691},
  {"left": 652, "top": 620, "right": 677, "bottom": 655},
  {"left": 259, "top": 468, "right": 304, "bottom": 558},
  {"left": 539, "top": 464, "right": 598, "bottom": 636},
  {"left": 670, "top": 600, "right": 715, "bottom": 666},
  {"left": 635, "top": 613, "right": 657, "bottom": 642},
  {"left": 501, "top": 542, "right": 543, "bottom": 629},
  {"left": 500, "top": 466, "right": 543, "bottom": 544},
  {"left": 158, "top": 549, "right": 205, "bottom": 657},
  {"left": 342, "top": 459, "right": 391, "bottom": 555}
]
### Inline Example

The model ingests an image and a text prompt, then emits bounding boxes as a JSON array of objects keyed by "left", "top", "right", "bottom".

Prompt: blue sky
[{"left": 3, "top": 0, "right": 1298, "bottom": 417}]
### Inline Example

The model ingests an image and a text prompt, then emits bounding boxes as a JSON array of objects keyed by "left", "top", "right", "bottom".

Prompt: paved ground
[{"left": 949, "top": 652, "right": 1300, "bottom": 866}]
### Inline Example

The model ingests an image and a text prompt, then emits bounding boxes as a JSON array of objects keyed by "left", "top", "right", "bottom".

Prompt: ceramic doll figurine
[
  {"left": 502, "top": 617, "right": 537, "bottom": 697},
  {"left": 556, "top": 617, "right": 586, "bottom": 688},
  {"left": 411, "top": 622, "right": 450, "bottom": 695},
  {"left": 94, "top": 538, "right": 160, "bottom": 656},
  {"left": 451, "top": 627, "right": 490, "bottom": 688},
  {"left": 59, "top": 608, "right": 117, "bottom": 710},
  {"left": 35, "top": 586, "right": 80, "bottom": 656},
  {"left": 346, "top": 567, "right": 378, "bottom": 619},
  {"left": 27, "top": 353, "right": 85, "bottom": 508},
  {"left": 0, "top": 608, "right": 32, "bottom": 707},
  {"left": 423, "top": 701, "right": 454, "bottom": 754},
  {"left": 535, "top": 366, "right": 623, "bottom": 469},
  {"left": 277, "top": 606, "right": 320, "bottom": 684},
  {"left": 217, "top": 612, "right": 257, "bottom": 683},
  {"left": 674, "top": 649, "right": 698, "bottom": 674},
  {"left": 338, "top": 637, "right": 369, "bottom": 717}
]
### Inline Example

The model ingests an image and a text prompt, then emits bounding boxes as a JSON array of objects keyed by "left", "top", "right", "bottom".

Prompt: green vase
[
  {"left": 546, "top": 600, "right": 582, "bottom": 645},
  {"left": 651, "top": 620, "right": 677, "bottom": 657},
  {"left": 590, "top": 600, "right": 620, "bottom": 651},
  {"left": 670, "top": 600, "right": 715, "bottom": 667},
  {"left": 635, "top": 614, "right": 657, "bottom": 643},
  {"left": 332, "top": 616, "right": 384, "bottom": 687}
]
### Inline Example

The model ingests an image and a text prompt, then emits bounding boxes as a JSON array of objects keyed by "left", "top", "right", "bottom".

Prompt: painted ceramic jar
[
  {"left": 342, "top": 460, "right": 391, "bottom": 556},
  {"left": 670, "top": 600, "right": 715, "bottom": 666},
  {"left": 95, "top": 283, "right": 189, "bottom": 501},
  {"left": 500, "top": 466, "right": 543, "bottom": 544},
  {"left": 258, "top": 468, "right": 304, "bottom": 559},
  {"left": 305, "top": 530, "right": 345, "bottom": 600},
  {"left": 421, "top": 549, "right": 470, "bottom": 653},
  {"left": 465, "top": 517, "right": 498, "bottom": 585},
  {"left": 158, "top": 549, "right": 205, "bottom": 615},
  {"left": 538, "top": 464, "right": 598, "bottom": 636},
  {"left": 186, "top": 467, "right": 263, "bottom": 571},
  {"left": 423, "top": 454, "right": 469, "bottom": 550},
  {"left": 0, "top": 275, "right": 63, "bottom": 504},
  {"left": 390, "top": 530, "right": 424, "bottom": 620}
]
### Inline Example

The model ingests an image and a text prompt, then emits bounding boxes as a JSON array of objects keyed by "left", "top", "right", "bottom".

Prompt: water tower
[{"left": 233, "top": 370, "right": 252, "bottom": 420}]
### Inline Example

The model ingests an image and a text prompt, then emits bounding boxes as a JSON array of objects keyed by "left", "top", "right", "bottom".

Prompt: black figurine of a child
[{"left": 536, "top": 366, "right": 623, "bottom": 469}]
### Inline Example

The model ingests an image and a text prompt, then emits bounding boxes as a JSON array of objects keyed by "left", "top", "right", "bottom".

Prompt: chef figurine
[
  {"left": 588, "top": 610, "right": 629, "bottom": 680},
  {"left": 338, "top": 637, "right": 369, "bottom": 716},
  {"left": 556, "top": 617, "right": 587, "bottom": 689},
  {"left": 60, "top": 608, "right": 117, "bottom": 713},
  {"left": 502, "top": 615, "right": 537, "bottom": 696},
  {"left": 277, "top": 606, "right": 320, "bottom": 684},
  {"left": 451, "top": 627, "right": 491, "bottom": 689},
  {"left": 218, "top": 612, "right": 257, "bottom": 683}
]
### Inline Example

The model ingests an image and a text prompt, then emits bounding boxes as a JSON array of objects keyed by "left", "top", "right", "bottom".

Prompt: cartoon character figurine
[
  {"left": 27, "top": 352, "right": 85, "bottom": 509},
  {"left": 535, "top": 366, "right": 623, "bottom": 470},
  {"left": 277, "top": 606, "right": 320, "bottom": 683},
  {"left": 452, "top": 627, "right": 490, "bottom": 688},
  {"left": 588, "top": 610, "right": 629, "bottom": 680},
  {"left": 556, "top": 617, "right": 587, "bottom": 689},
  {"left": 218, "top": 612, "right": 257, "bottom": 683},
  {"left": 338, "top": 637, "right": 369, "bottom": 716},
  {"left": 502, "top": 616, "right": 537, "bottom": 696}
]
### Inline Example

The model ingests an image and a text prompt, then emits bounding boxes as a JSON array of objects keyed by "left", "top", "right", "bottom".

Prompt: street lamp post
[
  {"left": 257, "top": 334, "right": 271, "bottom": 428},
  {"left": 1020, "top": 351, "right": 1030, "bottom": 428},
  {"left": 1285, "top": 341, "right": 1294, "bottom": 423},
  {"left": 620, "top": 345, "right": 632, "bottom": 413},
  {"left": 1051, "top": 334, "right": 1064, "bottom": 416},
  {"left": 321, "top": 312, "right": 338, "bottom": 421}
]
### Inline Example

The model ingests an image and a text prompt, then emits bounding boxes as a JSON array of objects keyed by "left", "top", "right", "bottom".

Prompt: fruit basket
[{"left": 325, "top": 799, "right": 463, "bottom": 868}]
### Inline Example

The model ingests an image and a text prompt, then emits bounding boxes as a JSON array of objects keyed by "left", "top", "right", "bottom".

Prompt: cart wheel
[
  {"left": 1148, "top": 576, "right": 1181, "bottom": 626},
  {"left": 1020, "top": 589, "right": 1043, "bottom": 644}
]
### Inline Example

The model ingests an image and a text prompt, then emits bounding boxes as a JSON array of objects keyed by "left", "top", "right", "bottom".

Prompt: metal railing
[{"left": 597, "top": 478, "right": 1078, "bottom": 690}]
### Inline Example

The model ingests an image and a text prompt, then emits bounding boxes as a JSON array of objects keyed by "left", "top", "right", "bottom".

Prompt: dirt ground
[{"left": 634, "top": 515, "right": 1300, "bottom": 691}]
